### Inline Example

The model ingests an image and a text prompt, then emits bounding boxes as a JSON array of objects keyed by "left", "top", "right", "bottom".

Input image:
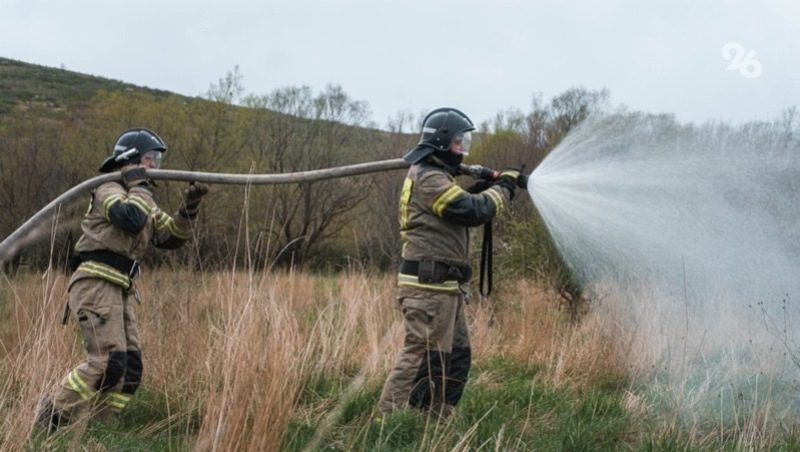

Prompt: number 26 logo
[{"left": 721, "top": 42, "right": 762, "bottom": 79}]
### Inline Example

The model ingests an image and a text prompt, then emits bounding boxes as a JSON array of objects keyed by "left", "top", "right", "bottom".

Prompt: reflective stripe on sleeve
[
  {"left": 101, "top": 194, "right": 126, "bottom": 219},
  {"left": 432, "top": 185, "right": 465, "bottom": 217},
  {"left": 126, "top": 195, "right": 152, "bottom": 216},
  {"left": 101, "top": 194, "right": 151, "bottom": 220},
  {"left": 155, "top": 212, "right": 191, "bottom": 240},
  {"left": 486, "top": 187, "right": 504, "bottom": 215}
]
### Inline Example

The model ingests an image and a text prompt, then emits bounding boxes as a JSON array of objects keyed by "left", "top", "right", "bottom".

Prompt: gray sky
[{"left": 2, "top": 0, "right": 798, "bottom": 128}]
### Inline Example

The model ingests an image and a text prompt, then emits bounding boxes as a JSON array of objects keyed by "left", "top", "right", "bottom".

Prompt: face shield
[
  {"left": 140, "top": 150, "right": 163, "bottom": 169},
  {"left": 450, "top": 131, "right": 472, "bottom": 155}
]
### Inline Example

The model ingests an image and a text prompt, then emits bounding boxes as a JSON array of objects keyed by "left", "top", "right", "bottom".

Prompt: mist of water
[{"left": 529, "top": 111, "right": 800, "bottom": 421}]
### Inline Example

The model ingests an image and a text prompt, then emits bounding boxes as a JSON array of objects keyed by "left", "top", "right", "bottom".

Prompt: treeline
[{"left": 0, "top": 65, "right": 612, "bottom": 300}]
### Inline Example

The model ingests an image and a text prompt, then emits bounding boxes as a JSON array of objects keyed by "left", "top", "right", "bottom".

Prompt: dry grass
[
  {"left": 1, "top": 268, "right": 797, "bottom": 450},
  {"left": 471, "top": 279, "right": 629, "bottom": 389},
  {"left": 0, "top": 267, "right": 613, "bottom": 449}
]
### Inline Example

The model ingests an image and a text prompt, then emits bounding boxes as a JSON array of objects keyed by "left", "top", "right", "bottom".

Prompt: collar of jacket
[{"left": 426, "top": 155, "right": 460, "bottom": 176}]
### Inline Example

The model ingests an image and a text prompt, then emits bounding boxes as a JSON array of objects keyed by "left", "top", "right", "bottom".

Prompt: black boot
[{"left": 33, "top": 395, "right": 69, "bottom": 434}]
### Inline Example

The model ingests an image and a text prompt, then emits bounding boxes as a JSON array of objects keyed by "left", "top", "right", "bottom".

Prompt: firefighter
[
  {"left": 378, "top": 108, "right": 520, "bottom": 420},
  {"left": 34, "top": 128, "right": 209, "bottom": 431}
]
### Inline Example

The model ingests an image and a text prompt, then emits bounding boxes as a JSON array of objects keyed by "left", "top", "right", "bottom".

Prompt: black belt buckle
[
  {"left": 445, "top": 265, "right": 463, "bottom": 283},
  {"left": 445, "top": 265, "right": 472, "bottom": 284},
  {"left": 451, "top": 264, "right": 471, "bottom": 283}
]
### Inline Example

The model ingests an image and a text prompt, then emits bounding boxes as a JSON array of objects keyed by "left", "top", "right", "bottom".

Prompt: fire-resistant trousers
[
  {"left": 379, "top": 286, "right": 471, "bottom": 416},
  {"left": 47, "top": 277, "right": 143, "bottom": 424}
]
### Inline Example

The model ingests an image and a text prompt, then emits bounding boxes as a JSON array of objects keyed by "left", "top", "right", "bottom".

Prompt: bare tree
[
  {"left": 545, "top": 87, "right": 610, "bottom": 148},
  {"left": 352, "top": 110, "right": 418, "bottom": 269},
  {"left": 242, "top": 84, "right": 376, "bottom": 266},
  {"left": 0, "top": 108, "right": 73, "bottom": 268}
]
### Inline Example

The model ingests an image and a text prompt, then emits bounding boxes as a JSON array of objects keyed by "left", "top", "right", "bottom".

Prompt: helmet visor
[
  {"left": 451, "top": 131, "right": 472, "bottom": 155},
  {"left": 141, "top": 150, "right": 163, "bottom": 169}
]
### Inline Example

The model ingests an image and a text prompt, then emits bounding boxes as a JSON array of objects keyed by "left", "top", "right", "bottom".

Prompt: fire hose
[{"left": 0, "top": 158, "right": 523, "bottom": 291}]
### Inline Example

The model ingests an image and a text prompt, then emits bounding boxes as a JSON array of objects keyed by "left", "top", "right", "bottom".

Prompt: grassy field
[{"left": 1, "top": 268, "right": 799, "bottom": 451}]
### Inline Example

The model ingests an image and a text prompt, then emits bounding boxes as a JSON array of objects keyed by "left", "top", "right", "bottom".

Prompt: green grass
[
  {"left": 15, "top": 356, "right": 800, "bottom": 450},
  {"left": 26, "top": 386, "right": 200, "bottom": 451},
  {"left": 282, "top": 356, "right": 634, "bottom": 451}
]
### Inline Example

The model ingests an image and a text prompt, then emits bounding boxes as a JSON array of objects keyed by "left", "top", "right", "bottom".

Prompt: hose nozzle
[{"left": 459, "top": 164, "right": 529, "bottom": 188}]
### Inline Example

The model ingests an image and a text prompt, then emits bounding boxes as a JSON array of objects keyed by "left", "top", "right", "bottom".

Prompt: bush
[{"left": 498, "top": 211, "right": 586, "bottom": 322}]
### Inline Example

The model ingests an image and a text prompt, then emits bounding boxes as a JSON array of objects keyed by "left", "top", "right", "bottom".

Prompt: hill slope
[{"left": 0, "top": 57, "right": 178, "bottom": 114}]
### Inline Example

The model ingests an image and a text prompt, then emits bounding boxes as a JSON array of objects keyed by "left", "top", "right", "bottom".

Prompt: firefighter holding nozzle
[
  {"left": 35, "top": 128, "right": 209, "bottom": 431},
  {"left": 379, "top": 108, "right": 524, "bottom": 420}
]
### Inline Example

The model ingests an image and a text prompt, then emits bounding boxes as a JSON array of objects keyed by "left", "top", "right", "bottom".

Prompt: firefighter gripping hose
[
  {"left": 0, "top": 158, "right": 412, "bottom": 266},
  {"left": 0, "top": 160, "right": 524, "bottom": 266}
]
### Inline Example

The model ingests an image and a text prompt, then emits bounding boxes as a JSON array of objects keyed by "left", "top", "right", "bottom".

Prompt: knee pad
[
  {"left": 445, "top": 347, "right": 471, "bottom": 406},
  {"left": 409, "top": 350, "right": 449, "bottom": 409},
  {"left": 122, "top": 350, "right": 143, "bottom": 394},
  {"left": 449, "top": 347, "right": 471, "bottom": 380},
  {"left": 97, "top": 351, "right": 127, "bottom": 392}
]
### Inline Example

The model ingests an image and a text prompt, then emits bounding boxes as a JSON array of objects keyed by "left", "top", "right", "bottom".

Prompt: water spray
[{"left": 528, "top": 111, "right": 800, "bottom": 423}]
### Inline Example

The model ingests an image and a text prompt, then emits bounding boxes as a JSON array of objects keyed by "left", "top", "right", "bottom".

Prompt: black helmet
[
  {"left": 99, "top": 128, "right": 167, "bottom": 173},
  {"left": 403, "top": 107, "right": 475, "bottom": 164}
]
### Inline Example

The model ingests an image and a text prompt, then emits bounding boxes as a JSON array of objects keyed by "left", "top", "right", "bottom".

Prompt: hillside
[{"left": 0, "top": 57, "right": 177, "bottom": 114}]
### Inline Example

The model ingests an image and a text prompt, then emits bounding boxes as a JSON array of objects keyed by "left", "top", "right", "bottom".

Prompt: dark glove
[
  {"left": 180, "top": 182, "right": 209, "bottom": 219},
  {"left": 120, "top": 165, "right": 150, "bottom": 189},
  {"left": 517, "top": 173, "right": 529, "bottom": 189},
  {"left": 473, "top": 166, "right": 498, "bottom": 181},
  {"left": 466, "top": 178, "right": 493, "bottom": 194},
  {"left": 494, "top": 169, "right": 520, "bottom": 200}
]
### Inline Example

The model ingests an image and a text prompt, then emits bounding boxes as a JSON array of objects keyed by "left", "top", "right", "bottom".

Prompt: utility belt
[
  {"left": 63, "top": 250, "right": 140, "bottom": 325},
  {"left": 399, "top": 259, "right": 472, "bottom": 284},
  {"left": 70, "top": 249, "right": 140, "bottom": 279}
]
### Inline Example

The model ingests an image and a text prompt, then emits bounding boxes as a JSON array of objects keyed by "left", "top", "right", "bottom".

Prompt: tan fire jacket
[
  {"left": 71, "top": 181, "right": 193, "bottom": 289},
  {"left": 398, "top": 160, "right": 512, "bottom": 293}
]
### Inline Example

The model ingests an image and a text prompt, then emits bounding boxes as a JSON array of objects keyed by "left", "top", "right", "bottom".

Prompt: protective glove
[
  {"left": 180, "top": 182, "right": 209, "bottom": 219},
  {"left": 466, "top": 178, "right": 493, "bottom": 194},
  {"left": 472, "top": 165, "right": 498, "bottom": 181},
  {"left": 120, "top": 165, "right": 150, "bottom": 189},
  {"left": 517, "top": 173, "right": 529, "bottom": 189},
  {"left": 494, "top": 169, "right": 520, "bottom": 200}
]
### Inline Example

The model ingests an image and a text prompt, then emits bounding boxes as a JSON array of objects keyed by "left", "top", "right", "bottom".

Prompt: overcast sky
[{"left": 1, "top": 0, "right": 798, "bottom": 128}]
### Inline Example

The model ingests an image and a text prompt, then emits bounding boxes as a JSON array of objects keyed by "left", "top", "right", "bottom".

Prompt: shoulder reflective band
[{"left": 399, "top": 178, "right": 413, "bottom": 229}]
